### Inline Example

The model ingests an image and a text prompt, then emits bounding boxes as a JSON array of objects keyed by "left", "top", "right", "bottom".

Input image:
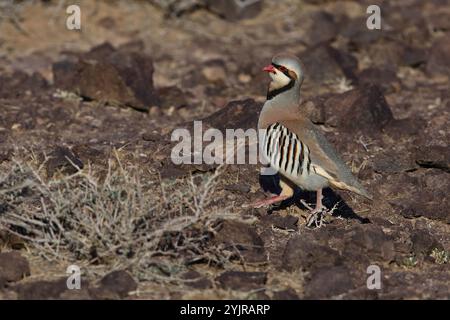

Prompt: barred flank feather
[{"left": 263, "top": 122, "right": 311, "bottom": 179}]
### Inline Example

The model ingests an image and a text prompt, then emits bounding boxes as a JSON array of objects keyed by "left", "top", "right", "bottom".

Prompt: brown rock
[
  {"left": 403, "top": 46, "right": 427, "bottom": 68},
  {"left": 301, "top": 45, "right": 358, "bottom": 84},
  {"left": 357, "top": 68, "right": 399, "bottom": 92},
  {"left": 98, "top": 270, "right": 137, "bottom": 298},
  {"left": 305, "top": 265, "right": 354, "bottom": 299},
  {"left": 82, "top": 42, "right": 116, "bottom": 60},
  {"left": 201, "top": 60, "right": 227, "bottom": 83},
  {"left": 428, "top": 11, "right": 450, "bottom": 31},
  {"left": 157, "top": 86, "right": 190, "bottom": 109},
  {"left": 0, "top": 70, "right": 49, "bottom": 99},
  {"left": 59, "top": 288, "right": 92, "bottom": 300},
  {"left": 427, "top": 34, "right": 450, "bottom": 76},
  {"left": 366, "top": 39, "right": 406, "bottom": 70},
  {"left": 394, "top": 171, "right": 450, "bottom": 223},
  {"left": 224, "top": 183, "right": 251, "bottom": 194},
  {"left": 159, "top": 162, "right": 191, "bottom": 180},
  {"left": 411, "top": 229, "right": 443, "bottom": 257},
  {"left": 322, "top": 85, "right": 394, "bottom": 134},
  {"left": 282, "top": 235, "right": 342, "bottom": 272},
  {"left": 272, "top": 288, "right": 299, "bottom": 300},
  {"left": 0, "top": 276, "right": 6, "bottom": 289},
  {"left": 148, "top": 0, "right": 204, "bottom": 17},
  {"left": 382, "top": 270, "right": 450, "bottom": 299},
  {"left": 341, "top": 17, "right": 383, "bottom": 48},
  {"left": 97, "top": 16, "right": 116, "bottom": 29},
  {"left": 71, "top": 144, "right": 108, "bottom": 166},
  {"left": 261, "top": 214, "right": 298, "bottom": 230},
  {"left": 206, "top": 0, "right": 263, "bottom": 21},
  {"left": 300, "top": 11, "right": 338, "bottom": 47},
  {"left": 415, "top": 145, "right": 450, "bottom": 173},
  {"left": 45, "top": 146, "right": 84, "bottom": 177},
  {"left": 216, "top": 271, "right": 267, "bottom": 291},
  {"left": 88, "top": 286, "right": 120, "bottom": 300},
  {"left": 0, "top": 251, "right": 30, "bottom": 282},
  {"left": 213, "top": 220, "right": 266, "bottom": 264},
  {"left": 15, "top": 278, "right": 68, "bottom": 299},
  {"left": 383, "top": 118, "right": 425, "bottom": 138},
  {"left": 345, "top": 224, "right": 395, "bottom": 262},
  {"left": 53, "top": 42, "right": 158, "bottom": 111},
  {"left": 373, "top": 151, "right": 418, "bottom": 173},
  {"left": 202, "top": 98, "right": 262, "bottom": 132}
]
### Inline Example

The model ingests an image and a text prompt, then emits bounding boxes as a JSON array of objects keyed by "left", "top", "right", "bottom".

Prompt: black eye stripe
[{"left": 272, "top": 63, "right": 291, "bottom": 77}]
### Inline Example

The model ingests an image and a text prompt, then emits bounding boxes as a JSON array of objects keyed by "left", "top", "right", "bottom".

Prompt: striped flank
[{"left": 263, "top": 122, "right": 311, "bottom": 179}]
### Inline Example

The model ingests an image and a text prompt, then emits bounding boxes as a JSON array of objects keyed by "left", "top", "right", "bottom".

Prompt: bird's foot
[{"left": 306, "top": 207, "right": 329, "bottom": 228}]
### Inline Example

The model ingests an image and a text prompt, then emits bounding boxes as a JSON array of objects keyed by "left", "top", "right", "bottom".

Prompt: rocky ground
[{"left": 0, "top": 0, "right": 449, "bottom": 299}]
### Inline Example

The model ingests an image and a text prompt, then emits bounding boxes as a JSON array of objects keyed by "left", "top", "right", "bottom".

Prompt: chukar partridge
[{"left": 254, "top": 53, "right": 372, "bottom": 226}]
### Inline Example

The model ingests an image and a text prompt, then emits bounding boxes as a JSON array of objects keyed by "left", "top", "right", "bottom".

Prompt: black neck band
[{"left": 267, "top": 79, "right": 295, "bottom": 100}]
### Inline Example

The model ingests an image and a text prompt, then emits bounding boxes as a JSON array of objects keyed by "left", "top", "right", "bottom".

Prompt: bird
[{"left": 253, "top": 53, "right": 372, "bottom": 227}]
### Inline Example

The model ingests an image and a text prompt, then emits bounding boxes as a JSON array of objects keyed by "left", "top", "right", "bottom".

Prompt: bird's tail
[{"left": 331, "top": 180, "right": 373, "bottom": 201}]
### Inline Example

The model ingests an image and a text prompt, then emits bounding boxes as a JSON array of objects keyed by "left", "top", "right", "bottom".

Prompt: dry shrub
[{"left": 0, "top": 152, "right": 239, "bottom": 280}]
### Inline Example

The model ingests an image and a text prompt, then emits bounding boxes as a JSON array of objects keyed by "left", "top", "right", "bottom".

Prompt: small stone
[
  {"left": 15, "top": 278, "right": 68, "bottom": 299},
  {"left": 45, "top": 146, "right": 84, "bottom": 177},
  {"left": 373, "top": 151, "right": 417, "bottom": 173},
  {"left": 238, "top": 73, "right": 251, "bottom": 83},
  {"left": 0, "top": 70, "right": 49, "bottom": 99},
  {"left": 216, "top": 271, "right": 267, "bottom": 291},
  {"left": 305, "top": 266, "right": 354, "bottom": 299},
  {"left": 282, "top": 234, "right": 342, "bottom": 272},
  {"left": 202, "top": 65, "right": 226, "bottom": 83},
  {"left": 205, "top": 0, "right": 263, "bottom": 21},
  {"left": 0, "top": 251, "right": 30, "bottom": 282},
  {"left": 99, "top": 270, "right": 137, "bottom": 298},
  {"left": 261, "top": 214, "right": 298, "bottom": 230},
  {"left": 357, "top": 68, "right": 399, "bottom": 92},
  {"left": 224, "top": 183, "right": 250, "bottom": 194},
  {"left": 272, "top": 288, "right": 299, "bottom": 300},
  {"left": 411, "top": 229, "right": 443, "bottom": 257},
  {"left": 300, "top": 11, "right": 338, "bottom": 47},
  {"left": 415, "top": 145, "right": 450, "bottom": 172},
  {"left": 149, "top": 106, "right": 162, "bottom": 117},
  {"left": 427, "top": 34, "right": 450, "bottom": 76},
  {"left": 212, "top": 220, "right": 266, "bottom": 264},
  {"left": 346, "top": 224, "right": 395, "bottom": 262}
]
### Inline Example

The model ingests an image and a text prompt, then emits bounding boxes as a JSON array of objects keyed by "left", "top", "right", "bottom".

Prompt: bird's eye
[{"left": 278, "top": 66, "right": 287, "bottom": 72}]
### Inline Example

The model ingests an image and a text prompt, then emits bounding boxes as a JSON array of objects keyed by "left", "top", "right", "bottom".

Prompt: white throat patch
[{"left": 269, "top": 69, "right": 291, "bottom": 90}]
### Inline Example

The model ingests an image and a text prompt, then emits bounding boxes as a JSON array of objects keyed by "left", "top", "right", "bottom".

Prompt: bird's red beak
[{"left": 263, "top": 64, "right": 276, "bottom": 74}]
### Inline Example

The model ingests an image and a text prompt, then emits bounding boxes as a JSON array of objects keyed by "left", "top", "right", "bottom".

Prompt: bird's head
[{"left": 263, "top": 53, "right": 304, "bottom": 100}]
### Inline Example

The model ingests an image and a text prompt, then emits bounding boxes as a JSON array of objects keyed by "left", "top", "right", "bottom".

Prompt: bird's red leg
[
  {"left": 251, "top": 195, "right": 290, "bottom": 208},
  {"left": 314, "top": 188, "right": 323, "bottom": 212},
  {"left": 250, "top": 179, "right": 294, "bottom": 209}
]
